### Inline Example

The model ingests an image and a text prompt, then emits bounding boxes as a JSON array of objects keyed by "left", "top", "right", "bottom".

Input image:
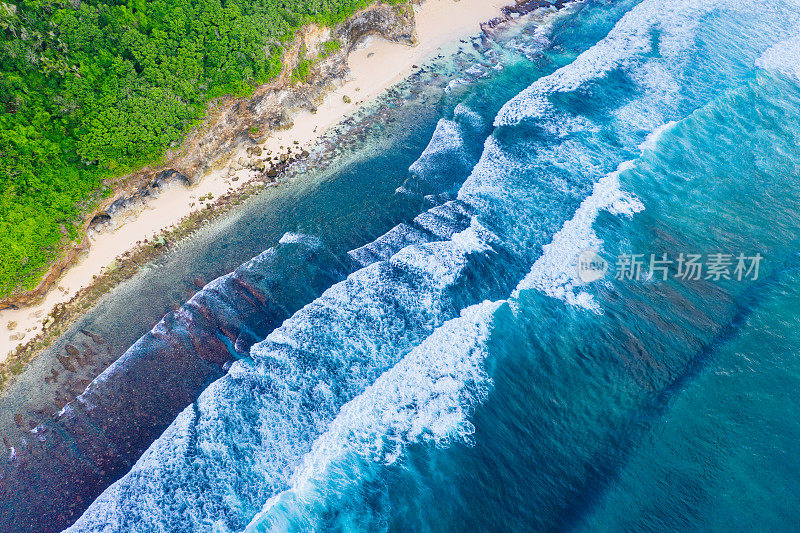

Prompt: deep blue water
[{"left": 25, "top": 0, "right": 800, "bottom": 530}]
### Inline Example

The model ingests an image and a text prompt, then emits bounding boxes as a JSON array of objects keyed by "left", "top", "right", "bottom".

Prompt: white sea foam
[
  {"left": 246, "top": 301, "right": 502, "bottom": 532},
  {"left": 453, "top": 102, "right": 484, "bottom": 130},
  {"left": 403, "top": 103, "right": 489, "bottom": 195},
  {"left": 407, "top": 119, "right": 466, "bottom": 179},
  {"left": 494, "top": 0, "right": 718, "bottom": 127},
  {"left": 614, "top": 60, "right": 682, "bottom": 136},
  {"left": 67, "top": 211, "right": 500, "bottom": 533},
  {"left": 512, "top": 160, "right": 644, "bottom": 311},
  {"left": 456, "top": 135, "right": 522, "bottom": 209},
  {"left": 756, "top": 31, "right": 800, "bottom": 82},
  {"left": 508, "top": 122, "right": 678, "bottom": 311},
  {"left": 278, "top": 232, "right": 320, "bottom": 246},
  {"left": 347, "top": 223, "right": 430, "bottom": 267},
  {"left": 65, "top": 1, "right": 800, "bottom": 530},
  {"left": 505, "top": 118, "right": 678, "bottom": 311},
  {"left": 637, "top": 120, "right": 678, "bottom": 151}
]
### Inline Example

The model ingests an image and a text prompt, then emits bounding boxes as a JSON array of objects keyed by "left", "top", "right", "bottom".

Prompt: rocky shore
[
  {"left": 0, "top": 0, "right": 574, "bottom": 530},
  {"left": 0, "top": 0, "right": 564, "bottom": 390},
  {"left": 0, "top": 1, "right": 416, "bottom": 314}
]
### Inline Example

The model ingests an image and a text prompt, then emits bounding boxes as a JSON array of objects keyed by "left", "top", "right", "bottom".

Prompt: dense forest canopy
[{"left": 0, "top": 0, "right": 378, "bottom": 297}]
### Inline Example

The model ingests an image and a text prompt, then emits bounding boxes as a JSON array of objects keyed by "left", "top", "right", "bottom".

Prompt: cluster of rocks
[
  {"left": 54, "top": 343, "right": 96, "bottom": 375},
  {"left": 482, "top": 0, "right": 567, "bottom": 30},
  {"left": 230, "top": 143, "right": 311, "bottom": 181},
  {"left": 2, "top": 1, "right": 418, "bottom": 314},
  {"left": 0, "top": 3, "right": 581, "bottom": 528}
]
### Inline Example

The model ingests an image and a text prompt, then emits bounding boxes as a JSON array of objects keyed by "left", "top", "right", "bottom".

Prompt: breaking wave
[{"left": 65, "top": 0, "right": 800, "bottom": 530}]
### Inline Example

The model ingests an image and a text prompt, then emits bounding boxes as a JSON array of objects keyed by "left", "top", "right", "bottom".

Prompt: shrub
[{"left": 0, "top": 0, "right": 395, "bottom": 297}]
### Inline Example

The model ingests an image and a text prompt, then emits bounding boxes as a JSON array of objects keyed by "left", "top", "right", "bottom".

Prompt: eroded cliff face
[
  {"left": 0, "top": 9, "right": 423, "bottom": 528},
  {"left": 0, "top": 1, "right": 416, "bottom": 311},
  {"left": 146, "top": 0, "right": 416, "bottom": 182},
  {"left": 338, "top": 1, "right": 416, "bottom": 53}
]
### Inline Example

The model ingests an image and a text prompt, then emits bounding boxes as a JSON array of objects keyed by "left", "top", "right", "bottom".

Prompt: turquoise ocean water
[{"left": 47, "top": 0, "right": 800, "bottom": 530}]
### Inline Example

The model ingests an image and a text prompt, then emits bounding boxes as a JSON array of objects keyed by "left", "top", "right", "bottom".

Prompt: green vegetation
[
  {"left": 0, "top": 0, "right": 382, "bottom": 298},
  {"left": 292, "top": 58, "right": 313, "bottom": 82},
  {"left": 291, "top": 43, "right": 313, "bottom": 82},
  {"left": 319, "top": 38, "right": 342, "bottom": 58}
]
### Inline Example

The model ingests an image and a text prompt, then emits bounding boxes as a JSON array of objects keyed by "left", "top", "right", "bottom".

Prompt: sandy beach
[{"left": 0, "top": 0, "right": 508, "bottom": 360}]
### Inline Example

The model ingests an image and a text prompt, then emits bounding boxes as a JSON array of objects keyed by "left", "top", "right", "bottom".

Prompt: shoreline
[{"left": 0, "top": 0, "right": 511, "bottom": 365}]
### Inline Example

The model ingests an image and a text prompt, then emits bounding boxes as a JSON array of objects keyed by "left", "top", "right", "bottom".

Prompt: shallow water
[
  {"left": 0, "top": 7, "right": 583, "bottom": 532},
  {"left": 7, "top": 0, "right": 800, "bottom": 530}
]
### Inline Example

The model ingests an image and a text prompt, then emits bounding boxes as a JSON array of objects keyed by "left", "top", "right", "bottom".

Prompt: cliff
[{"left": 0, "top": 1, "right": 416, "bottom": 311}]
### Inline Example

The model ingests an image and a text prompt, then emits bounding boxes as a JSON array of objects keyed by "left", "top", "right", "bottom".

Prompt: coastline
[
  {"left": 0, "top": 0, "right": 510, "bottom": 364},
  {"left": 0, "top": 2, "right": 582, "bottom": 529}
]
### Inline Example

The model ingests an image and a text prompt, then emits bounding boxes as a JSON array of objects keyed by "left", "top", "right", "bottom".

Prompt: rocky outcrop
[
  {"left": 149, "top": 1, "right": 415, "bottom": 183},
  {"left": 0, "top": 1, "right": 416, "bottom": 312},
  {"left": 482, "top": 0, "right": 568, "bottom": 30},
  {"left": 337, "top": 1, "right": 416, "bottom": 52},
  {"left": 151, "top": 169, "right": 192, "bottom": 188}
]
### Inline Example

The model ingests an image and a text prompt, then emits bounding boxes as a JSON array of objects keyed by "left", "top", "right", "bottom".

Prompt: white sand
[{"left": 0, "top": 0, "right": 508, "bottom": 359}]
